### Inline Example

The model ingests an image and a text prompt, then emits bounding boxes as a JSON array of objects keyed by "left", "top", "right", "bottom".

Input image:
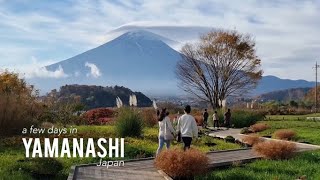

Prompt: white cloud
[
  {"left": 1, "top": 56, "right": 69, "bottom": 79},
  {"left": 85, "top": 62, "right": 101, "bottom": 78},
  {"left": 0, "top": 0, "right": 319, "bottom": 81},
  {"left": 25, "top": 65, "right": 69, "bottom": 79}
]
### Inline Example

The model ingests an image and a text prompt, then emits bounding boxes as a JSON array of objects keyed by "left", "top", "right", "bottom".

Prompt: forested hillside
[{"left": 46, "top": 85, "right": 152, "bottom": 109}]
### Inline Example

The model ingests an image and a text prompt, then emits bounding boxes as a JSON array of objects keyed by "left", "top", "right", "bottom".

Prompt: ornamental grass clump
[
  {"left": 115, "top": 108, "right": 143, "bottom": 137},
  {"left": 273, "top": 129, "right": 296, "bottom": 140},
  {"left": 242, "top": 135, "right": 263, "bottom": 146},
  {"left": 250, "top": 123, "right": 269, "bottom": 133},
  {"left": 253, "top": 141, "right": 297, "bottom": 160},
  {"left": 155, "top": 148, "right": 208, "bottom": 179}
]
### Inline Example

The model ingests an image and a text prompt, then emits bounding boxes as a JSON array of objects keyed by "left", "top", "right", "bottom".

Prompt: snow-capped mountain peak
[{"left": 30, "top": 30, "right": 182, "bottom": 96}]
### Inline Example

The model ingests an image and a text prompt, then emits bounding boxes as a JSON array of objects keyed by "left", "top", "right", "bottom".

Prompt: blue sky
[{"left": 0, "top": 0, "right": 319, "bottom": 81}]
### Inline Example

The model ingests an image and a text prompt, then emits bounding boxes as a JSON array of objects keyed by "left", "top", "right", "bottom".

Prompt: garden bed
[{"left": 0, "top": 125, "right": 242, "bottom": 179}]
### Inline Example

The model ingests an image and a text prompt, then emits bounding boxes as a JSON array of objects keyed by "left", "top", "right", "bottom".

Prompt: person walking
[
  {"left": 177, "top": 105, "right": 198, "bottom": 151},
  {"left": 156, "top": 108, "right": 175, "bottom": 156},
  {"left": 224, "top": 109, "right": 232, "bottom": 129},
  {"left": 213, "top": 111, "right": 219, "bottom": 129},
  {"left": 202, "top": 109, "right": 209, "bottom": 128}
]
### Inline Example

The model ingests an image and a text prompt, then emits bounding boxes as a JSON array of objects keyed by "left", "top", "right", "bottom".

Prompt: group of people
[
  {"left": 202, "top": 108, "right": 232, "bottom": 129},
  {"left": 156, "top": 105, "right": 232, "bottom": 156},
  {"left": 156, "top": 105, "right": 198, "bottom": 156}
]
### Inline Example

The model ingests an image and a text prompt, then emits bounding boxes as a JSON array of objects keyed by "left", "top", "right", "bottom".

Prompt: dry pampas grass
[{"left": 155, "top": 148, "right": 208, "bottom": 178}]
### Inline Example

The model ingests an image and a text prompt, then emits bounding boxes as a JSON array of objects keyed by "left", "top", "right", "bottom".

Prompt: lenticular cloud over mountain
[
  {"left": 105, "top": 24, "right": 212, "bottom": 50},
  {"left": 27, "top": 28, "right": 314, "bottom": 96}
]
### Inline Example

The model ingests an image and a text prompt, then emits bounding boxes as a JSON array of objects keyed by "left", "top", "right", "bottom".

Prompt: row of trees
[{"left": 257, "top": 86, "right": 320, "bottom": 111}]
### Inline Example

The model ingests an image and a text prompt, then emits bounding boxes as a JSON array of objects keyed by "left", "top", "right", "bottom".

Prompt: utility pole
[{"left": 314, "top": 62, "right": 320, "bottom": 113}]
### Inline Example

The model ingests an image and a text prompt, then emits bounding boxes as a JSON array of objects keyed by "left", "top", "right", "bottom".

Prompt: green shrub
[
  {"left": 143, "top": 128, "right": 158, "bottom": 142},
  {"left": 115, "top": 108, "right": 144, "bottom": 137},
  {"left": 208, "top": 109, "right": 265, "bottom": 128},
  {"left": 125, "top": 140, "right": 155, "bottom": 159},
  {"left": 229, "top": 110, "right": 266, "bottom": 128},
  {"left": 15, "top": 158, "right": 63, "bottom": 178},
  {"left": 225, "top": 136, "right": 235, "bottom": 143},
  {"left": 125, "top": 145, "right": 154, "bottom": 159}
]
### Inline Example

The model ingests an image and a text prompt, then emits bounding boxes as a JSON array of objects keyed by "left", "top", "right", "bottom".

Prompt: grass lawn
[
  {"left": 266, "top": 113, "right": 320, "bottom": 121},
  {"left": 0, "top": 125, "right": 241, "bottom": 179},
  {"left": 198, "top": 114, "right": 320, "bottom": 180},
  {"left": 257, "top": 115, "right": 320, "bottom": 145},
  {"left": 198, "top": 150, "right": 320, "bottom": 180}
]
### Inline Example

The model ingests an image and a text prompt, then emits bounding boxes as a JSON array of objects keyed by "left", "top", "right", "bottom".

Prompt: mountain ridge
[
  {"left": 255, "top": 87, "right": 312, "bottom": 102},
  {"left": 253, "top": 75, "right": 314, "bottom": 95}
]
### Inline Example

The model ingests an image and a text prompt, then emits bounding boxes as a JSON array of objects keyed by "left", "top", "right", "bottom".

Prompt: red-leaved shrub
[
  {"left": 253, "top": 141, "right": 297, "bottom": 159},
  {"left": 250, "top": 123, "right": 269, "bottom": 132},
  {"left": 194, "top": 115, "right": 203, "bottom": 126},
  {"left": 141, "top": 109, "right": 158, "bottom": 127},
  {"left": 273, "top": 129, "right": 296, "bottom": 140},
  {"left": 82, "top": 108, "right": 115, "bottom": 125},
  {"left": 155, "top": 148, "right": 208, "bottom": 178},
  {"left": 242, "top": 135, "right": 263, "bottom": 146}
]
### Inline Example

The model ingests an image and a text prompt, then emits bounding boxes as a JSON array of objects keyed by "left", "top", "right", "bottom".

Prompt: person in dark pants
[
  {"left": 177, "top": 105, "right": 198, "bottom": 151},
  {"left": 202, "top": 109, "right": 209, "bottom": 128},
  {"left": 224, "top": 109, "right": 231, "bottom": 129}
]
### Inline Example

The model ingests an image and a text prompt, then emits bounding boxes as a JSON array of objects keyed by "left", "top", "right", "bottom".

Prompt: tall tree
[
  {"left": 304, "top": 86, "right": 320, "bottom": 106},
  {"left": 0, "top": 71, "right": 42, "bottom": 136},
  {"left": 176, "top": 30, "right": 263, "bottom": 109}
]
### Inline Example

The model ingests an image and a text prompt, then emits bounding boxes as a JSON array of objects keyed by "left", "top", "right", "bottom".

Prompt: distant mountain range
[
  {"left": 28, "top": 29, "right": 315, "bottom": 97},
  {"left": 253, "top": 75, "right": 314, "bottom": 95},
  {"left": 256, "top": 87, "right": 312, "bottom": 102}
]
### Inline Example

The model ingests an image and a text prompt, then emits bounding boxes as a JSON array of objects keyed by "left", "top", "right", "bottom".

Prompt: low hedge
[{"left": 211, "top": 109, "right": 266, "bottom": 128}]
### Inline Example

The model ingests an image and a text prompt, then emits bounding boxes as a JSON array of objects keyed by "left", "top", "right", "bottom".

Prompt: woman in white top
[
  {"left": 156, "top": 108, "right": 175, "bottom": 156},
  {"left": 213, "top": 111, "right": 219, "bottom": 128}
]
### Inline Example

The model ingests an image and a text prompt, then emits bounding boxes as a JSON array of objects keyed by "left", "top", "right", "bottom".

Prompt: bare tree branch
[{"left": 176, "top": 29, "right": 263, "bottom": 109}]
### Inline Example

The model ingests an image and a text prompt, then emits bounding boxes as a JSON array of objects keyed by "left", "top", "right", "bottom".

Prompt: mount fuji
[
  {"left": 30, "top": 30, "right": 182, "bottom": 96},
  {"left": 28, "top": 29, "right": 315, "bottom": 97}
]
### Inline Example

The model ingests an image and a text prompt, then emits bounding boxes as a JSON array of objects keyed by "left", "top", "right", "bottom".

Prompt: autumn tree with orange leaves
[
  {"left": 304, "top": 86, "right": 320, "bottom": 107},
  {"left": 0, "top": 71, "right": 42, "bottom": 136},
  {"left": 176, "top": 30, "right": 263, "bottom": 109}
]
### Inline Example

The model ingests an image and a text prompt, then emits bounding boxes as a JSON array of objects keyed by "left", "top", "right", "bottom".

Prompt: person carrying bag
[{"left": 156, "top": 109, "right": 175, "bottom": 156}]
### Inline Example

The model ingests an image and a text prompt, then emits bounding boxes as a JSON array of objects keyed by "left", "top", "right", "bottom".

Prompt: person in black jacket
[
  {"left": 224, "top": 109, "right": 231, "bottom": 129},
  {"left": 202, "top": 109, "right": 209, "bottom": 128}
]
